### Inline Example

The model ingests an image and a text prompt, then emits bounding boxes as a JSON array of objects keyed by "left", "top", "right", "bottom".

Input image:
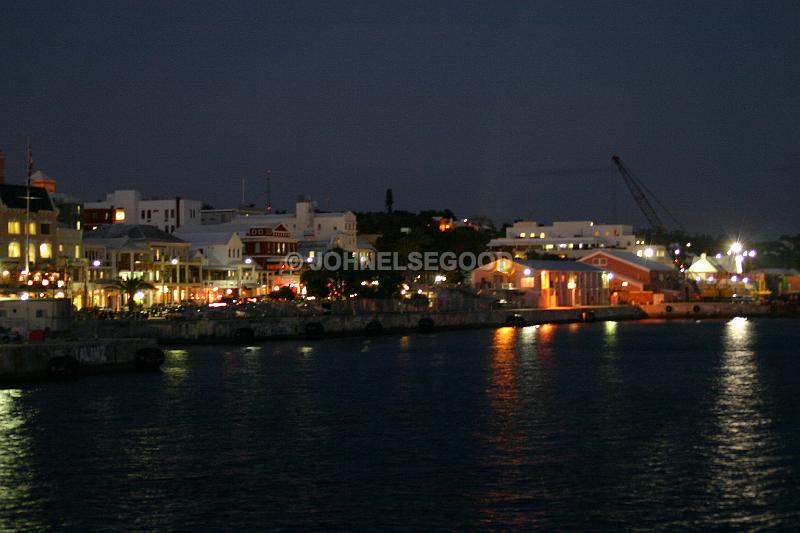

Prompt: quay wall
[
  {"left": 0, "top": 338, "right": 159, "bottom": 382},
  {"left": 640, "top": 302, "right": 774, "bottom": 319},
  {"left": 74, "top": 306, "right": 644, "bottom": 343}
]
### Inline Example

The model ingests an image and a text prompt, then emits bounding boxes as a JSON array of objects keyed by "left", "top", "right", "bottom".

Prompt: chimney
[{"left": 0, "top": 149, "right": 5, "bottom": 184}]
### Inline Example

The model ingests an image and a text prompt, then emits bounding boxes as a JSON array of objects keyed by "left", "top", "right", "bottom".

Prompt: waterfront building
[
  {"left": 80, "top": 224, "right": 203, "bottom": 309},
  {"left": 83, "top": 189, "right": 203, "bottom": 234},
  {"left": 578, "top": 250, "right": 683, "bottom": 304},
  {"left": 203, "top": 196, "right": 359, "bottom": 257},
  {"left": 0, "top": 183, "right": 58, "bottom": 274},
  {"left": 687, "top": 252, "right": 734, "bottom": 280},
  {"left": 33, "top": 173, "right": 86, "bottom": 294},
  {"left": 472, "top": 258, "right": 609, "bottom": 308},
  {"left": 488, "top": 220, "right": 668, "bottom": 261},
  {"left": 173, "top": 228, "right": 268, "bottom": 299}
]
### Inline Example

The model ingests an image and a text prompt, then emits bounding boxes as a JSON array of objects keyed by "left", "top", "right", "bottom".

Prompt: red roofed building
[{"left": 579, "top": 250, "right": 683, "bottom": 303}]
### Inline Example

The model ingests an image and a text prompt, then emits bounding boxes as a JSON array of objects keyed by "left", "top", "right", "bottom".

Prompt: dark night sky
[{"left": 1, "top": 1, "right": 798, "bottom": 238}]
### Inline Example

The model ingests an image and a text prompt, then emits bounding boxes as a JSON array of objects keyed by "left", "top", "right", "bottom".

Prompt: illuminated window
[
  {"left": 115, "top": 209, "right": 125, "bottom": 222},
  {"left": 7, "top": 220, "right": 21, "bottom": 234},
  {"left": 8, "top": 242, "right": 20, "bottom": 257},
  {"left": 28, "top": 243, "right": 35, "bottom": 263},
  {"left": 520, "top": 277, "right": 535, "bottom": 288},
  {"left": 39, "top": 242, "right": 52, "bottom": 259},
  {"left": 74, "top": 245, "right": 80, "bottom": 259},
  {"left": 519, "top": 232, "right": 526, "bottom": 238},
  {"left": 28, "top": 222, "right": 37, "bottom": 235}
]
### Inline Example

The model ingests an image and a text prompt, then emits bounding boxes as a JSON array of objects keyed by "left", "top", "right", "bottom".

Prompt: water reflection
[
  {"left": 473, "top": 327, "right": 539, "bottom": 526},
  {"left": 537, "top": 324, "right": 554, "bottom": 347},
  {"left": 598, "top": 321, "right": 621, "bottom": 391},
  {"left": 163, "top": 348, "right": 189, "bottom": 381},
  {"left": 603, "top": 321, "right": 618, "bottom": 348},
  {"left": 0, "top": 390, "right": 43, "bottom": 531},
  {"left": 489, "top": 327, "right": 519, "bottom": 405},
  {"left": 706, "top": 317, "right": 777, "bottom": 518}
]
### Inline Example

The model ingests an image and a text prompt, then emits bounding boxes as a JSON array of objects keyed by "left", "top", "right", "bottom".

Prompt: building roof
[
  {"left": 173, "top": 229, "right": 241, "bottom": 248},
  {"left": 580, "top": 250, "right": 675, "bottom": 272},
  {"left": 0, "top": 184, "right": 55, "bottom": 212},
  {"left": 517, "top": 259, "right": 603, "bottom": 272},
  {"left": 84, "top": 224, "right": 186, "bottom": 243},
  {"left": 688, "top": 253, "right": 733, "bottom": 274}
]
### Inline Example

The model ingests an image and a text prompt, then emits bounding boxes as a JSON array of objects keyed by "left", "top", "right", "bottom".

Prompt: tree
[
  {"left": 385, "top": 188, "right": 393, "bottom": 214},
  {"left": 106, "top": 276, "right": 156, "bottom": 312}
]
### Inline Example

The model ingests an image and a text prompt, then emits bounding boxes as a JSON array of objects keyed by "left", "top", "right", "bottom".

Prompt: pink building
[{"left": 472, "top": 259, "right": 609, "bottom": 308}]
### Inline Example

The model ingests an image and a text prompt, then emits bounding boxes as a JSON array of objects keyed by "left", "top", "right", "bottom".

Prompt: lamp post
[
  {"left": 171, "top": 257, "right": 179, "bottom": 303},
  {"left": 238, "top": 257, "right": 253, "bottom": 299},
  {"left": 89, "top": 259, "right": 101, "bottom": 309}
]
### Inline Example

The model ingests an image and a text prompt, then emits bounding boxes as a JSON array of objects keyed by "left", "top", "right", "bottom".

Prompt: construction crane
[{"left": 611, "top": 155, "right": 683, "bottom": 234}]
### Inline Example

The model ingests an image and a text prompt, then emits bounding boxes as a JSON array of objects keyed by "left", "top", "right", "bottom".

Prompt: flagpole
[{"left": 24, "top": 142, "right": 32, "bottom": 275}]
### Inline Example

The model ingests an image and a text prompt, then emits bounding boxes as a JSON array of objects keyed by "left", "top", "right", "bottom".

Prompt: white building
[
  {"left": 203, "top": 196, "right": 358, "bottom": 255},
  {"left": 172, "top": 228, "right": 265, "bottom": 297},
  {"left": 85, "top": 190, "right": 203, "bottom": 234},
  {"left": 488, "top": 220, "right": 668, "bottom": 261}
]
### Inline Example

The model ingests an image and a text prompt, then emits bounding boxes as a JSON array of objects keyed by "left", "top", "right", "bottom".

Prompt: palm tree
[{"left": 106, "top": 276, "right": 156, "bottom": 313}]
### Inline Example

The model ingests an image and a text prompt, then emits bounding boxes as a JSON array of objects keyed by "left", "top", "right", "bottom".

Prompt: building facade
[
  {"left": 579, "top": 250, "right": 683, "bottom": 303},
  {"left": 488, "top": 220, "right": 668, "bottom": 261},
  {"left": 84, "top": 190, "right": 203, "bottom": 233},
  {"left": 173, "top": 228, "right": 265, "bottom": 299},
  {"left": 0, "top": 184, "right": 59, "bottom": 272},
  {"left": 79, "top": 224, "right": 203, "bottom": 309},
  {"left": 472, "top": 258, "right": 609, "bottom": 308},
  {"left": 203, "top": 196, "right": 358, "bottom": 255}
]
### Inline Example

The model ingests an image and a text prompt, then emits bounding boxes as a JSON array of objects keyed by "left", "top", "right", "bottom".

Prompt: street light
[
  {"left": 171, "top": 258, "right": 180, "bottom": 303},
  {"left": 240, "top": 258, "right": 253, "bottom": 298},
  {"left": 88, "top": 259, "right": 102, "bottom": 308}
]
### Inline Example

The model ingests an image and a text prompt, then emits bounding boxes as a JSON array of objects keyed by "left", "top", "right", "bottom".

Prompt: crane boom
[{"left": 611, "top": 155, "right": 667, "bottom": 233}]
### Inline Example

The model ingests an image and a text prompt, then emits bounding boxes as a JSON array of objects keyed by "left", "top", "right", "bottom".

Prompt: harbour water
[{"left": 1, "top": 318, "right": 799, "bottom": 529}]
